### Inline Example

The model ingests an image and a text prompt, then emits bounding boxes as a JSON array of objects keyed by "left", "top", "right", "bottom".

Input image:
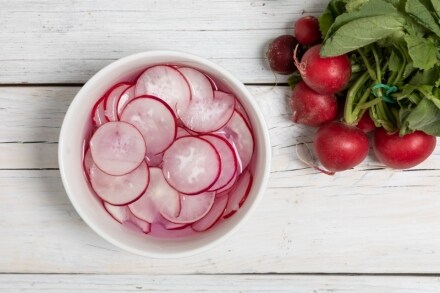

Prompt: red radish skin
[
  {"left": 163, "top": 192, "right": 215, "bottom": 224},
  {"left": 192, "top": 194, "right": 228, "bottom": 232},
  {"left": 314, "top": 122, "right": 369, "bottom": 172},
  {"left": 90, "top": 161, "right": 149, "bottom": 206},
  {"left": 120, "top": 96, "right": 177, "bottom": 156},
  {"left": 162, "top": 136, "right": 221, "bottom": 195},
  {"left": 83, "top": 147, "right": 93, "bottom": 179},
  {"left": 90, "top": 121, "right": 147, "bottom": 176},
  {"left": 296, "top": 45, "right": 351, "bottom": 95},
  {"left": 290, "top": 81, "right": 338, "bottom": 126},
  {"left": 294, "top": 16, "right": 322, "bottom": 46},
  {"left": 117, "top": 84, "right": 136, "bottom": 118},
  {"left": 104, "top": 202, "right": 151, "bottom": 234},
  {"left": 266, "top": 35, "right": 303, "bottom": 75},
  {"left": 373, "top": 128, "right": 436, "bottom": 169},
  {"left": 135, "top": 65, "right": 191, "bottom": 117},
  {"left": 92, "top": 97, "right": 108, "bottom": 127},
  {"left": 104, "top": 82, "right": 132, "bottom": 122},
  {"left": 356, "top": 111, "right": 376, "bottom": 133},
  {"left": 223, "top": 171, "right": 252, "bottom": 219},
  {"left": 129, "top": 168, "right": 180, "bottom": 223},
  {"left": 200, "top": 134, "right": 238, "bottom": 192}
]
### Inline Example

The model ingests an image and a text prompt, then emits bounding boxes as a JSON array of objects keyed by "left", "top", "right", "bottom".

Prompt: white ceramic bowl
[{"left": 59, "top": 51, "right": 271, "bottom": 258}]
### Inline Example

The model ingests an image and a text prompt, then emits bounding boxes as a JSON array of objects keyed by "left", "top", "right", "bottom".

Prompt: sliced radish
[
  {"left": 117, "top": 84, "right": 136, "bottom": 118},
  {"left": 200, "top": 134, "right": 237, "bottom": 191},
  {"left": 90, "top": 121, "right": 146, "bottom": 176},
  {"left": 217, "top": 111, "right": 254, "bottom": 172},
  {"left": 135, "top": 65, "right": 191, "bottom": 117},
  {"left": 235, "top": 99, "right": 251, "bottom": 127},
  {"left": 103, "top": 202, "right": 151, "bottom": 234},
  {"left": 92, "top": 97, "right": 108, "bottom": 127},
  {"left": 163, "top": 192, "right": 215, "bottom": 224},
  {"left": 162, "top": 136, "right": 220, "bottom": 194},
  {"left": 179, "top": 90, "right": 235, "bottom": 133},
  {"left": 155, "top": 214, "right": 188, "bottom": 230},
  {"left": 104, "top": 82, "right": 132, "bottom": 122},
  {"left": 205, "top": 74, "right": 219, "bottom": 91},
  {"left": 83, "top": 147, "right": 94, "bottom": 178},
  {"left": 120, "top": 96, "right": 177, "bottom": 155},
  {"left": 90, "top": 161, "right": 149, "bottom": 205},
  {"left": 145, "top": 152, "right": 164, "bottom": 167},
  {"left": 176, "top": 127, "right": 191, "bottom": 138},
  {"left": 129, "top": 168, "right": 180, "bottom": 223},
  {"left": 177, "top": 67, "right": 214, "bottom": 102},
  {"left": 223, "top": 171, "right": 252, "bottom": 218},
  {"left": 215, "top": 171, "right": 237, "bottom": 196},
  {"left": 192, "top": 194, "right": 228, "bottom": 232}
]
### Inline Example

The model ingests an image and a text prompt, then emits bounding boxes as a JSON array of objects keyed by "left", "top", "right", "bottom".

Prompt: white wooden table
[{"left": 2, "top": 1, "right": 440, "bottom": 292}]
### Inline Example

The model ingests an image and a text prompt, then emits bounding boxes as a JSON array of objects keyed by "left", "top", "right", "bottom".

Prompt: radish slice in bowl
[
  {"left": 162, "top": 136, "right": 221, "bottom": 195},
  {"left": 192, "top": 194, "right": 228, "bottom": 232},
  {"left": 117, "top": 84, "right": 136, "bottom": 118},
  {"left": 162, "top": 192, "right": 215, "bottom": 224},
  {"left": 104, "top": 82, "right": 132, "bottom": 122},
  {"left": 104, "top": 202, "right": 151, "bottom": 234},
  {"left": 223, "top": 170, "right": 253, "bottom": 218},
  {"left": 90, "top": 121, "right": 147, "bottom": 176},
  {"left": 120, "top": 96, "right": 177, "bottom": 156},
  {"left": 90, "top": 161, "right": 149, "bottom": 206},
  {"left": 129, "top": 167, "right": 180, "bottom": 223},
  {"left": 135, "top": 65, "right": 191, "bottom": 117}
]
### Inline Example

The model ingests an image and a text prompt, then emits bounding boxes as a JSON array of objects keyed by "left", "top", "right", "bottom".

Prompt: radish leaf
[
  {"left": 404, "top": 33, "right": 438, "bottom": 70},
  {"left": 405, "top": 0, "right": 440, "bottom": 37}
]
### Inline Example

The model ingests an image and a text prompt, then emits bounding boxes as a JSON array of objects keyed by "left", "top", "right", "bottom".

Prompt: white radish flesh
[
  {"left": 92, "top": 97, "right": 108, "bottom": 127},
  {"left": 83, "top": 147, "right": 93, "bottom": 178},
  {"left": 129, "top": 168, "right": 180, "bottom": 223},
  {"left": 200, "top": 134, "right": 237, "bottom": 191},
  {"left": 162, "top": 137, "right": 220, "bottom": 194},
  {"left": 135, "top": 65, "right": 191, "bottom": 117},
  {"left": 179, "top": 90, "right": 235, "bottom": 133},
  {"left": 90, "top": 121, "right": 146, "bottom": 176},
  {"left": 120, "top": 96, "right": 177, "bottom": 155},
  {"left": 178, "top": 67, "right": 214, "bottom": 102},
  {"left": 103, "top": 202, "right": 151, "bottom": 234},
  {"left": 223, "top": 170, "right": 252, "bottom": 218},
  {"left": 104, "top": 83, "right": 132, "bottom": 122},
  {"left": 117, "top": 84, "right": 136, "bottom": 118},
  {"left": 192, "top": 194, "right": 228, "bottom": 232},
  {"left": 163, "top": 192, "right": 215, "bottom": 224},
  {"left": 90, "top": 161, "right": 149, "bottom": 206},
  {"left": 218, "top": 111, "right": 254, "bottom": 172}
]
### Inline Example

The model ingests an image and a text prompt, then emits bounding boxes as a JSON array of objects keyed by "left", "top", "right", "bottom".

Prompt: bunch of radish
[
  {"left": 84, "top": 65, "right": 255, "bottom": 237},
  {"left": 266, "top": 16, "right": 437, "bottom": 173}
]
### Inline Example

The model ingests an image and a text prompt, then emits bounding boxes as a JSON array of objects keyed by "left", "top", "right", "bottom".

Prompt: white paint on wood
[
  {"left": 0, "top": 0, "right": 327, "bottom": 84},
  {"left": 1, "top": 274, "right": 440, "bottom": 293}
]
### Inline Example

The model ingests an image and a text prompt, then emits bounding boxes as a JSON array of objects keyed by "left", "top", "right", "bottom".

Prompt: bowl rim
[{"left": 58, "top": 50, "right": 271, "bottom": 258}]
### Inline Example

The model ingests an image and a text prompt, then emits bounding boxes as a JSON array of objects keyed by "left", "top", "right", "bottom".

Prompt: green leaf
[
  {"left": 319, "top": 0, "right": 349, "bottom": 36},
  {"left": 409, "top": 66, "right": 440, "bottom": 85},
  {"left": 400, "top": 98, "right": 440, "bottom": 136},
  {"left": 324, "top": 0, "right": 400, "bottom": 41},
  {"left": 287, "top": 73, "right": 302, "bottom": 89},
  {"left": 432, "top": 0, "right": 440, "bottom": 19},
  {"left": 404, "top": 33, "right": 438, "bottom": 70},
  {"left": 388, "top": 49, "right": 401, "bottom": 72},
  {"left": 405, "top": 0, "right": 440, "bottom": 37},
  {"left": 321, "top": 15, "right": 405, "bottom": 56},
  {"left": 346, "top": 0, "right": 369, "bottom": 12}
]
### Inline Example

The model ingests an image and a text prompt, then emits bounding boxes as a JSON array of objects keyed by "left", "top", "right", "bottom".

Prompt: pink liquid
[{"left": 83, "top": 64, "right": 255, "bottom": 239}]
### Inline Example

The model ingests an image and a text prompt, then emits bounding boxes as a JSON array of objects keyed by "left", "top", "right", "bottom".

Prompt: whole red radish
[
  {"left": 267, "top": 35, "right": 303, "bottom": 75},
  {"left": 294, "top": 16, "right": 321, "bottom": 46},
  {"left": 356, "top": 111, "right": 376, "bottom": 133},
  {"left": 290, "top": 81, "right": 338, "bottom": 126},
  {"left": 373, "top": 128, "right": 436, "bottom": 169},
  {"left": 295, "top": 45, "right": 351, "bottom": 94},
  {"left": 314, "top": 121, "right": 369, "bottom": 172}
]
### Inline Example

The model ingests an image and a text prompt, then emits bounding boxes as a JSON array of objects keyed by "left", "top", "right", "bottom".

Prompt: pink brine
[{"left": 84, "top": 65, "right": 255, "bottom": 238}]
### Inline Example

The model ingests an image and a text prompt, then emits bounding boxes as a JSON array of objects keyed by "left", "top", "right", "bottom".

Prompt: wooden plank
[
  {"left": 2, "top": 168, "right": 440, "bottom": 274},
  {"left": 1, "top": 274, "right": 440, "bottom": 292},
  {"left": 0, "top": 0, "right": 327, "bottom": 84}
]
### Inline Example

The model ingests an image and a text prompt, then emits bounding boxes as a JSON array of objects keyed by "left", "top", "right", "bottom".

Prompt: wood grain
[
  {"left": 0, "top": 0, "right": 327, "bottom": 84},
  {"left": 2, "top": 85, "right": 440, "bottom": 274},
  {"left": 1, "top": 274, "right": 440, "bottom": 292}
]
